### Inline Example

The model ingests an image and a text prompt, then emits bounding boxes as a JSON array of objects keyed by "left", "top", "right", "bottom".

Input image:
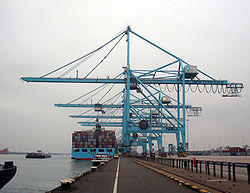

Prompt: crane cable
[
  {"left": 97, "top": 83, "right": 117, "bottom": 104},
  {"left": 96, "top": 73, "right": 123, "bottom": 103},
  {"left": 84, "top": 33, "right": 125, "bottom": 79},
  {"left": 67, "top": 72, "right": 123, "bottom": 104},
  {"left": 40, "top": 29, "right": 126, "bottom": 78}
]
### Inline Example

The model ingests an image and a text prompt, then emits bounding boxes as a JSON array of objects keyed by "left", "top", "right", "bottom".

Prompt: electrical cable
[
  {"left": 211, "top": 85, "right": 218, "bottom": 93},
  {"left": 166, "top": 84, "right": 175, "bottom": 92},
  {"left": 190, "top": 84, "right": 198, "bottom": 93},
  {"left": 197, "top": 85, "right": 205, "bottom": 93},
  {"left": 205, "top": 85, "right": 212, "bottom": 93}
]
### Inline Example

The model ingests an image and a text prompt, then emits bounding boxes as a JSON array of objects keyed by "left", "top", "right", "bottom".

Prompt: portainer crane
[{"left": 21, "top": 26, "right": 243, "bottom": 157}]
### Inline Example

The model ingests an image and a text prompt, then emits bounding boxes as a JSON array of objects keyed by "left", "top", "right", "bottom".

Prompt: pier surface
[
  {"left": 50, "top": 157, "right": 250, "bottom": 193},
  {"left": 117, "top": 157, "right": 194, "bottom": 193}
]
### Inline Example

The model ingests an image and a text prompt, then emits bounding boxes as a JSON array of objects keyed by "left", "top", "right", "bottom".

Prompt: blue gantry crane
[{"left": 21, "top": 26, "right": 243, "bottom": 157}]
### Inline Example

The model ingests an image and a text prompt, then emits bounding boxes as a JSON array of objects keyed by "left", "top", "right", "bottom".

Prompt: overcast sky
[{"left": 0, "top": 0, "right": 249, "bottom": 153}]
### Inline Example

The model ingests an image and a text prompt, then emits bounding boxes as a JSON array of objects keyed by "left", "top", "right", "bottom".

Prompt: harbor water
[{"left": 0, "top": 154, "right": 91, "bottom": 193}]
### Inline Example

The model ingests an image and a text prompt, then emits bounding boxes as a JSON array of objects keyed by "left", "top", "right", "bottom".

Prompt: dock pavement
[{"left": 49, "top": 157, "right": 249, "bottom": 193}]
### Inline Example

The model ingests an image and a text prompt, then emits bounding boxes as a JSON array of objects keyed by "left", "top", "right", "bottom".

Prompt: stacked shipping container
[{"left": 72, "top": 129, "right": 116, "bottom": 149}]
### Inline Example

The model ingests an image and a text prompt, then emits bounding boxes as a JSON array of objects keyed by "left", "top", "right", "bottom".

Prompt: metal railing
[{"left": 136, "top": 156, "right": 250, "bottom": 184}]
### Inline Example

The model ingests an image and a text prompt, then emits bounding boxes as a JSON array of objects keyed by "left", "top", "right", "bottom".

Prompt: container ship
[{"left": 72, "top": 128, "right": 117, "bottom": 160}]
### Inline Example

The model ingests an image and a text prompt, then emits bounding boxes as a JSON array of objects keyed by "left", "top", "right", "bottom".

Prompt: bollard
[
  {"left": 196, "top": 161, "right": 198, "bottom": 173},
  {"left": 182, "top": 159, "right": 184, "bottom": 169},
  {"left": 191, "top": 160, "right": 193, "bottom": 172},
  {"left": 232, "top": 163, "right": 236, "bottom": 182},
  {"left": 60, "top": 179, "right": 75, "bottom": 190},
  {"left": 228, "top": 162, "right": 231, "bottom": 180},
  {"left": 91, "top": 166, "right": 98, "bottom": 172},
  {"left": 187, "top": 160, "right": 190, "bottom": 171},
  {"left": 213, "top": 162, "right": 216, "bottom": 177}
]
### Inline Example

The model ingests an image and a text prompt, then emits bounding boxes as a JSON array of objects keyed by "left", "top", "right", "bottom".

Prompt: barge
[{"left": 26, "top": 150, "right": 51, "bottom": 158}]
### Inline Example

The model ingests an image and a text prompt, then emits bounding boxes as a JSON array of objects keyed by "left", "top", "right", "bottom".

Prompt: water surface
[{"left": 0, "top": 154, "right": 91, "bottom": 193}]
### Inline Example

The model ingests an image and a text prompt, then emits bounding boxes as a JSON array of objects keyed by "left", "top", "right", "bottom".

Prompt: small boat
[
  {"left": 0, "top": 161, "right": 17, "bottom": 190},
  {"left": 26, "top": 150, "right": 51, "bottom": 159}
]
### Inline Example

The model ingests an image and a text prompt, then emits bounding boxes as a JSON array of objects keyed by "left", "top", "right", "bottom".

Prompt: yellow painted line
[
  {"left": 199, "top": 190, "right": 208, "bottom": 193},
  {"left": 130, "top": 159, "right": 213, "bottom": 193},
  {"left": 191, "top": 185, "right": 199, "bottom": 189}
]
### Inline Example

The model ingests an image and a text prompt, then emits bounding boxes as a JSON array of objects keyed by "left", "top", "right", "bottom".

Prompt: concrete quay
[
  {"left": 48, "top": 157, "right": 249, "bottom": 193},
  {"left": 49, "top": 157, "right": 194, "bottom": 193}
]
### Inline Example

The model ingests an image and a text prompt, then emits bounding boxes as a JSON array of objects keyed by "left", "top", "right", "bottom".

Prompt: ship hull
[
  {"left": 0, "top": 161, "right": 17, "bottom": 190},
  {"left": 71, "top": 147, "right": 116, "bottom": 160},
  {"left": 26, "top": 152, "right": 51, "bottom": 159},
  {"left": 72, "top": 129, "right": 117, "bottom": 160},
  {"left": 26, "top": 155, "right": 51, "bottom": 159}
]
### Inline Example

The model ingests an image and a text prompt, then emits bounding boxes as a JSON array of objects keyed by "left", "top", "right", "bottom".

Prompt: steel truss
[{"left": 21, "top": 26, "right": 243, "bottom": 157}]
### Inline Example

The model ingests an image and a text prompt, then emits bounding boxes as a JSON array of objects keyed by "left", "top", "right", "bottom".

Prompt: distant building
[{"left": 222, "top": 146, "right": 246, "bottom": 156}]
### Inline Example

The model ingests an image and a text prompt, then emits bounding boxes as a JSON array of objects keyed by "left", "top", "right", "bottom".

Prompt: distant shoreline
[{"left": 0, "top": 152, "right": 71, "bottom": 155}]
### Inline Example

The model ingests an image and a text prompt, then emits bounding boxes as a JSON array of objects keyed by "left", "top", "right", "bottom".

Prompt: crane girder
[
  {"left": 21, "top": 77, "right": 229, "bottom": 85},
  {"left": 20, "top": 26, "right": 244, "bottom": 156},
  {"left": 55, "top": 103, "right": 192, "bottom": 109}
]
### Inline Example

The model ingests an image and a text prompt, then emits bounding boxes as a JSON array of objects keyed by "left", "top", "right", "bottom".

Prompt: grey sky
[{"left": 0, "top": 0, "right": 249, "bottom": 153}]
